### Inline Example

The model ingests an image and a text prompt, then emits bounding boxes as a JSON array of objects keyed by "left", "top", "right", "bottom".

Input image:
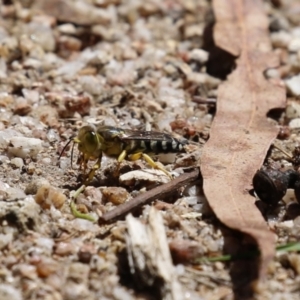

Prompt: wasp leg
[
  {"left": 83, "top": 155, "right": 89, "bottom": 175},
  {"left": 114, "top": 150, "right": 127, "bottom": 177},
  {"left": 85, "top": 153, "right": 102, "bottom": 184},
  {"left": 129, "top": 152, "right": 173, "bottom": 179},
  {"left": 78, "top": 153, "right": 88, "bottom": 175},
  {"left": 118, "top": 150, "right": 127, "bottom": 163}
]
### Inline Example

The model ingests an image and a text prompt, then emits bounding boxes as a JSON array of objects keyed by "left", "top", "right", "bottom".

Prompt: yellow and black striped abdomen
[{"left": 125, "top": 137, "right": 188, "bottom": 155}]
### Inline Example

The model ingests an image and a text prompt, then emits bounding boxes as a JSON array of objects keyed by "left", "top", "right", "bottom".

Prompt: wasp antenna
[
  {"left": 71, "top": 141, "right": 76, "bottom": 169},
  {"left": 58, "top": 138, "right": 74, "bottom": 161}
]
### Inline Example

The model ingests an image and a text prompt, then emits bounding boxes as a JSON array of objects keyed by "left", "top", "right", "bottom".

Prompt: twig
[
  {"left": 192, "top": 96, "right": 217, "bottom": 105},
  {"left": 272, "top": 142, "right": 293, "bottom": 159},
  {"left": 98, "top": 168, "right": 201, "bottom": 225}
]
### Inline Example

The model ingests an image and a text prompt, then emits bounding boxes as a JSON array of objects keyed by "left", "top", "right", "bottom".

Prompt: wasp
[{"left": 59, "top": 124, "right": 188, "bottom": 183}]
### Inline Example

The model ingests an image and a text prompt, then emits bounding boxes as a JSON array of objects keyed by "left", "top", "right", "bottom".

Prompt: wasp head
[
  {"left": 58, "top": 124, "right": 101, "bottom": 169},
  {"left": 75, "top": 125, "right": 101, "bottom": 156}
]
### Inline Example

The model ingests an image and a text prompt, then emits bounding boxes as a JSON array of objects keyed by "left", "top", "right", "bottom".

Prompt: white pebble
[
  {"left": 0, "top": 181, "right": 9, "bottom": 190},
  {"left": 286, "top": 102, "right": 300, "bottom": 119},
  {"left": 59, "top": 157, "right": 69, "bottom": 170},
  {"left": 23, "top": 58, "right": 42, "bottom": 69},
  {"left": 56, "top": 61, "right": 85, "bottom": 77},
  {"left": 46, "top": 129, "right": 58, "bottom": 143},
  {"left": 175, "top": 264, "right": 185, "bottom": 275},
  {"left": 71, "top": 218, "right": 99, "bottom": 232},
  {"left": 35, "top": 237, "right": 54, "bottom": 253},
  {"left": 8, "top": 137, "right": 42, "bottom": 159},
  {"left": 184, "top": 196, "right": 199, "bottom": 205},
  {"left": 10, "top": 157, "right": 24, "bottom": 168},
  {"left": 271, "top": 31, "right": 292, "bottom": 48},
  {"left": 286, "top": 74, "right": 300, "bottom": 96},
  {"left": 288, "top": 38, "right": 300, "bottom": 52},
  {"left": 0, "top": 58, "right": 7, "bottom": 78},
  {"left": 26, "top": 22, "right": 56, "bottom": 52},
  {"left": 189, "top": 48, "right": 209, "bottom": 63},
  {"left": 128, "top": 118, "right": 140, "bottom": 127},
  {"left": 57, "top": 23, "right": 77, "bottom": 35},
  {"left": 0, "top": 129, "right": 23, "bottom": 148},
  {"left": 265, "top": 68, "right": 280, "bottom": 79},
  {"left": 0, "top": 232, "right": 13, "bottom": 250},
  {"left": 289, "top": 118, "right": 300, "bottom": 129},
  {"left": 78, "top": 75, "right": 104, "bottom": 95},
  {"left": 276, "top": 220, "right": 294, "bottom": 229},
  {"left": 0, "top": 284, "right": 22, "bottom": 300},
  {"left": 158, "top": 84, "right": 185, "bottom": 108},
  {"left": 41, "top": 157, "right": 51, "bottom": 165},
  {"left": 193, "top": 204, "right": 203, "bottom": 211},
  {"left": 22, "top": 88, "right": 39, "bottom": 103},
  {"left": 6, "top": 187, "right": 26, "bottom": 200}
]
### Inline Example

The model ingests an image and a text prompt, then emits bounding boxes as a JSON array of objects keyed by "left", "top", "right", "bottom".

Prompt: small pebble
[
  {"left": 0, "top": 285, "right": 22, "bottom": 300},
  {"left": 35, "top": 185, "right": 66, "bottom": 209},
  {"left": 62, "top": 282, "right": 90, "bottom": 300},
  {"left": 288, "top": 253, "right": 300, "bottom": 274},
  {"left": 0, "top": 232, "right": 13, "bottom": 250},
  {"left": 214, "top": 261, "right": 224, "bottom": 270},
  {"left": 78, "top": 75, "right": 104, "bottom": 95},
  {"left": 25, "top": 178, "right": 50, "bottom": 195},
  {"left": 41, "top": 157, "right": 52, "bottom": 165},
  {"left": 6, "top": 188, "right": 26, "bottom": 201},
  {"left": 101, "top": 187, "right": 130, "bottom": 205},
  {"left": 277, "top": 126, "right": 291, "bottom": 140},
  {"left": 36, "top": 259, "right": 59, "bottom": 278},
  {"left": 286, "top": 74, "right": 300, "bottom": 96},
  {"left": 289, "top": 118, "right": 300, "bottom": 128},
  {"left": 54, "top": 242, "right": 76, "bottom": 256},
  {"left": 78, "top": 244, "right": 96, "bottom": 264},
  {"left": 26, "top": 22, "right": 56, "bottom": 52},
  {"left": 0, "top": 129, "right": 23, "bottom": 148},
  {"left": 67, "top": 262, "right": 90, "bottom": 284},
  {"left": 286, "top": 102, "right": 300, "bottom": 119},
  {"left": 22, "top": 88, "right": 40, "bottom": 103},
  {"left": 265, "top": 68, "right": 280, "bottom": 79},
  {"left": 188, "top": 48, "right": 209, "bottom": 63},
  {"left": 205, "top": 237, "right": 220, "bottom": 252},
  {"left": 71, "top": 218, "right": 99, "bottom": 232},
  {"left": 13, "top": 97, "right": 31, "bottom": 116},
  {"left": 46, "top": 129, "right": 59, "bottom": 143},
  {"left": 271, "top": 31, "right": 292, "bottom": 48},
  {"left": 58, "top": 35, "right": 82, "bottom": 52},
  {"left": 10, "top": 157, "right": 24, "bottom": 168},
  {"left": 57, "top": 23, "right": 77, "bottom": 35},
  {"left": 288, "top": 38, "right": 300, "bottom": 52},
  {"left": 15, "top": 264, "right": 37, "bottom": 280},
  {"left": 26, "top": 163, "right": 36, "bottom": 175}
]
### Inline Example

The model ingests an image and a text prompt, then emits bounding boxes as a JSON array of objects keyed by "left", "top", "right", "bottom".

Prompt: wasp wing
[{"left": 118, "top": 130, "right": 174, "bottom": 141}]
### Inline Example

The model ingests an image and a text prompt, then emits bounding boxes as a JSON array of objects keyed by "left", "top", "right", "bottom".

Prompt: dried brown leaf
[{"left": 201, "top": 0, "right": 286, "bottom": 279}]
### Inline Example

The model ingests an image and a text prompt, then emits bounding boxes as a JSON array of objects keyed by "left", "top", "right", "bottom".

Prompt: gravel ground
[{"left": 1, "top": 0, "right": 300, "bottom": 299}]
